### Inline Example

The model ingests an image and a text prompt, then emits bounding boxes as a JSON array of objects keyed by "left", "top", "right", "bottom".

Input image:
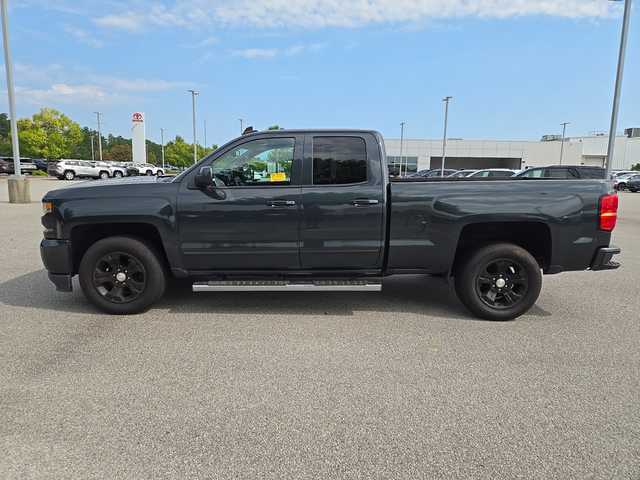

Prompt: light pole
[
  {"left": 605, "top": 0, "right": 632, "bottom": 178},
  {"left": 160, "top": 128, "right": 165, "bottom": 171},
  {"left": 239, "top": 118, "right": 244, "bottom": 134},
  {"left": 559, "top": 122, "right": 569, "bottom": 165},
  {"left": 1, "top": 0, "right": 29, "bottom": 203},
  {"left": 441, "top": 96, "right": 453, "bottom": 175},
  {"left": 399, "top": 122, "right": 405, "bottom": 176},
  {"left": 94, "top": 111, "right": 103, "bottom": 161},
  {"left": 188, "top": 89, "right": 198, "bottom": 164},
  {"left": 204, "top": 119, "right": 207, "bottom": 149},
  {"left": 90, "top": 135, "right": 95, "bottom": 161}
]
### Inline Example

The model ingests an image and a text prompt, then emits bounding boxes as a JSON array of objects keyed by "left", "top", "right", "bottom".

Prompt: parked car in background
[
  {"left": 447, "top": 169, "right": 479, "bottom": 177},
  {"left": 623, "top": 174, "right": 640, "bottom": 192},
  {"left": 101, "top": 162, "right": 127, "bottom": 178},
  {"left": 406, "top": 168, "right": 459, "bottom": 178},
  {"left": 133, "top": 163, "right": 164, "bottom": 176},
  {"left": 0, "top": 157, "right": 38, "bottom": 175},
  {"left": 50, "top": 160, "right": 111, "bottom": 180},
  {"left": 612, "top": 170, "right": 637, "bottom": 178},
  {"left": 614, "top": 172, "right": 639, "bottom": 191},
  {"left": 466, "top": 168, "right": 518, "bottom": 178},
  {"left": 513, "top": 165, "right": 606, "bottom": 179}
]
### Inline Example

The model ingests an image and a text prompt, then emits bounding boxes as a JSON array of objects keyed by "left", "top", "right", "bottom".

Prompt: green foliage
[
  {"left": 17, "top": 108, "right": 83, "bottom": 160},
  {"left": 30, "top": 169, "right": 49, "bottom": 176},
  {"left": 632, "top": 163, "right": 640, "bottom": 171},
  {"left": 164, "top": 135, "right": 195, "bottom": 168},
  {"left": 105, "top": 144, "right": 133, "bottom": 162},
  {"left": 0, "top": 113, "right": 10, "bottom": 138},
  {"left": 268, "top": 125, "right": 284, "bottom": 130}
]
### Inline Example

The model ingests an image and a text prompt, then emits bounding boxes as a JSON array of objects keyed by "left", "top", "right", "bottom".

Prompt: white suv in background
[
  {"left": 50, "top": 160, "right": 112, "bottom": 180},
  {"left": 133, "top": 163, "right": 164, "bottom": 176}
]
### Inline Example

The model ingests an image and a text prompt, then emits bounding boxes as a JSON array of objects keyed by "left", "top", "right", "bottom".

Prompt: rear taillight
[{"left": 599, "top": 194, "right": 618, "bottom": 231}]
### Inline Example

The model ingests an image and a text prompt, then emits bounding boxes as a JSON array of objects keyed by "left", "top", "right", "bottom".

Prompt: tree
[
  {"left": 106, "top": 144, "right": 133, "bottom": 163},
  {"left": 268, "top": 125, "right": 284, "bottom": 130},
  {"left": 17, "top": 108, "right": 83, "bottom": 160},
  {"left": 0, "top": 113, "right": 11, "bottom": 156},
  {"left": 164, "top": 135, "right": 194, "bottom": 168}
]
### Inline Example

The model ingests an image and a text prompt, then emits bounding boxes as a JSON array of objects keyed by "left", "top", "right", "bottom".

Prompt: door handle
[
  {"left": 349, "top": 198, "right": 379, "bottom": 206},
  {"left": 266, "top": 199, "right": 296, "bottom": 207}
]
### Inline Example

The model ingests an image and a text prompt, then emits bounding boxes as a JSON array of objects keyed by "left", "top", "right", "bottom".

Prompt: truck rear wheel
[
  {"left": 454, "top": 243, "right": 542, "bottom": 321},
  {"left": 79, "top": 235, "right": 166, "bottom": 315}
]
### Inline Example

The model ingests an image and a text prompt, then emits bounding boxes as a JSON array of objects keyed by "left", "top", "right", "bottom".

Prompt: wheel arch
[
  {"left": 453, "top": 221, "right": 551, "bottom": 273},
  {"left": 69, "top": 223, "right": 169, "bottom": 275}
]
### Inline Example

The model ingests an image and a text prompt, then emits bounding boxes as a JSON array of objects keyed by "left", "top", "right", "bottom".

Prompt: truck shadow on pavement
[{"left": 0, "top": 269, "right": 552, "bottom": 321}]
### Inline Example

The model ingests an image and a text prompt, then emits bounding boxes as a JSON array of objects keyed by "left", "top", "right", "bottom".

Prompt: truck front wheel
[
  {"left": 79, "top": 235, "right": 166, "bottom": 315},
  {"left": 454, "top": 243, "right": 542, "bottom": 321}
]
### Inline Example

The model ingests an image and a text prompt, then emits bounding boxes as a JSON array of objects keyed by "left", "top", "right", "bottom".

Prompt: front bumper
[
  {"left": 589, "top": 245, "right": 621, "bottom": 271},
  {"left": 40, "top": 238, "right": 74, "bottom": 291}
]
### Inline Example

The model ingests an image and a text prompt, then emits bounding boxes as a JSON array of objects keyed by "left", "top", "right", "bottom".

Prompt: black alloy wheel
[
  {"left": 454, "top": 243, "right": 542, "bottom": 321},
  {"left": 79, "top": 235, "right": 166, "bottom": 314}
]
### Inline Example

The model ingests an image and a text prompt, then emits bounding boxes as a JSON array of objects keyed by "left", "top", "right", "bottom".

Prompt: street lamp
[
  {"left": 605, "top": 0, "right": 632, "bottom": 178},
  {"left": 90, "top": 135, "right": 95, "bottom": 161},
  {"left": 239, "top": 118, "right": 244, "bottom": 134},
  {"left": 188, "top": 89, "right": 198, "bottom": 164},
  {"left": 441, "top": 96, "right": 453, "bottom": 175},
  {"left": 94, "top": 111, "right": 102, "bottom": 161},
  {"left": 559, "top": 122, "right": 569, "bottom": 165},
  {"left": 160, "top": 128, "right": 165, "bottom": 171},
  {"left": 399, "top": 122, "right": 405, "bottom": 176}
]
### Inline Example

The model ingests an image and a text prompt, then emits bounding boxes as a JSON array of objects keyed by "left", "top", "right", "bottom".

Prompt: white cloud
[
  {"left": 61, "top": 25, "right": 104, "bottom": 48},
  {"left": 89, "top": 0, "right": 618, "bottom": 33},
  {"left": 4, "top": 63, "right": 194, "bottom": 107},
  {"left": 286, "top": 46, "right": 303, "bottom": 56},
  {"left": 14, "top": 84, "right": 124, "bottom": 106},
  {"left": 230, "top": 48, "right": 279, "bottom": 59},
  {"left": 91, "top": 12, "right": 148, "bottom": 33}
]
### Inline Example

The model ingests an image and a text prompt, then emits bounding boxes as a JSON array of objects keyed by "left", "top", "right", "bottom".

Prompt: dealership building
[{"left": 384, "top": 127, "right": 640, "bottom": 175}]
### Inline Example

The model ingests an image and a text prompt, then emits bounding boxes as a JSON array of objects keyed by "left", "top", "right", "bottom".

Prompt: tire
[
  {"left": 454, "top": 243, "right": 542, "bottom": 321},
  {"left": 157, "top": 170, "right": 163, "bottom": 176},
  {"left": 129, "top": 169, "right": 138, "bottom": 177},
  {"left": 618, "top": 183, "right": 626, "bottom": 191},
  {"left": 145, "top": 170, "right": 153, "bottom": 176},
  {"left": 79, "top": 235, "right": 167, "bottom": 315},
  {"left": 57, "top": 176, "right": 65, "bottom": 180},
  {"left": 114, "top": 171, "right": 123, "bottom": 179},
  {"left": 64, "top": 170, "right": 75, "bottom": 180},
  {"left": 99, "top": 171, "right": 109, "bottom": 180}
]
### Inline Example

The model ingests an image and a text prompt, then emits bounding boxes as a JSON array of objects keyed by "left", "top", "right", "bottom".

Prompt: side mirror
[{"left": 194, "top": 166, "right": 213, "bottom": 188}]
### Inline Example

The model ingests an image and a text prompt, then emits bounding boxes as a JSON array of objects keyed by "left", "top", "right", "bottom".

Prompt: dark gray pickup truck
[{"left": 40, "top": 129, "right": 620, "bottom": 320}]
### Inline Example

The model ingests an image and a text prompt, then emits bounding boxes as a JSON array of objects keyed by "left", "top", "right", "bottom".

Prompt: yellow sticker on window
[{"left": 270, "top": 172, "right": 286, "bottom": 182}]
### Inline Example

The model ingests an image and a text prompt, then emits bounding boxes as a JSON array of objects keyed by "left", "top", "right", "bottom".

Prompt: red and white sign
[{"left": 132, "top": 112, "right": 144, "bottom": 123}]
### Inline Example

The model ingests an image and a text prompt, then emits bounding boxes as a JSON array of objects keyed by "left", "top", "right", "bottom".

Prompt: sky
[{"left": 0, "top": 0, "right": 638, "bottom": 148}]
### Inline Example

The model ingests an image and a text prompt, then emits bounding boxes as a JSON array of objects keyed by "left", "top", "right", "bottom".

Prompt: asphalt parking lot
[{"left": 1, "top": 176, "right": 638, "bottom": 479}]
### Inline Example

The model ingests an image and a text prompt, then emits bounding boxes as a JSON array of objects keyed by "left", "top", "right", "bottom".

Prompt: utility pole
[
  {"left": 559, "top": 122, "right": 569, "bottom": 165},
  {"left": 160, "top": 128, "right": 165, "bottom": 171},
  {"left": 94, "top": 111, "right": 103, "bottom": 161},
  {"left": 188, "top": 90, "right": 198, "bottom": 164},
  {"left": 399, "top": 122, "right": 405, "bottom": 176},
  {"left": 90, "top": 135, "right": 95, "bottom": 161},
  {"left": 441, "top": 96, "right": 453, "bottom": 175}
]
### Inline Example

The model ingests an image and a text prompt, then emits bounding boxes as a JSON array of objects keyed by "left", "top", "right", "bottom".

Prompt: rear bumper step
[{"left": 193, "top": 279, "right": 382, "bottom": 292}]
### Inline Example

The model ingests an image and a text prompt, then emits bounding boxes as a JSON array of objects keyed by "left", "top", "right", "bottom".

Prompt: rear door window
[{"left": 312, "top": 137, "right": 367, "bottom": 185}]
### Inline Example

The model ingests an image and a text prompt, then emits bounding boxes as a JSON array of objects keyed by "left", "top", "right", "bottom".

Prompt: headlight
[{"left": 43, "top": 201, "right": 52, "bottom": 215}]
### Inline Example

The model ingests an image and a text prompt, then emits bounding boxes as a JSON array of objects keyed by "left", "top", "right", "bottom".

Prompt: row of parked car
[
  {"left": 391, "top": 165, "right": 623, "bottom": 180},
  {"left": 0, "top": 157, "right": 170, "bottom": 180},
  {"left": 48, "top": 160, "right": 167, "bottom": 181}
]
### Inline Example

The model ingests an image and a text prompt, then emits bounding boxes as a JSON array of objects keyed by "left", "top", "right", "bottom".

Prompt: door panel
[
  {"left": 299, "top": 134, "right": 385, "bottom": 269},
  {"left": 176, "top": 135, "right": 303, "bottom": 271}
]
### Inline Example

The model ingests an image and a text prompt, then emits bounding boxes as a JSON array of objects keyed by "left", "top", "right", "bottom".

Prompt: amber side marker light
[{"left": 599, "top": 194, "right": 618, "bottom": 231}]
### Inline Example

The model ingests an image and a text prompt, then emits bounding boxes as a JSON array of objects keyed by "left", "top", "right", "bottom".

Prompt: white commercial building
[{"left": 385, "top": 128, "right": 640, "bottom": 175}]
